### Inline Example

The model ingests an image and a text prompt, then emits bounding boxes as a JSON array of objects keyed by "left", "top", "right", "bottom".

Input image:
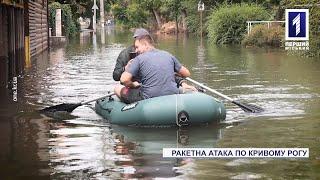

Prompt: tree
[
  {"left": 165, "top": 0, "right": 181, "bottom": 33},
  {"left": 111, "top": 0, "right": 148, "bottom": 27},
  {"left": 138, "top": 0, "right": 163, "bottom": 29}
]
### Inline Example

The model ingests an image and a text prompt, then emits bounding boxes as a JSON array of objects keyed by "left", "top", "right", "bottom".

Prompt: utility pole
[
  {"left": 198, "top": 1, "right": 205, "bottom": 38},
  {"left": 200, "top": 11, "right": 203, "bottom": 37},
  {"left": 92, "top": 0, "right": 99, "bottom": 32},
  {"left": 100, "top": 0, "right": 105, "bottom": 28}
]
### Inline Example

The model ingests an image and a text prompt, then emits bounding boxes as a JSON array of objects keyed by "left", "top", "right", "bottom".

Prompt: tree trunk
[
  {"left": 275, "top": 6, "right": 284, "bottom": 21},
  {"left": 181, "top": 9, "right": 187, "bottom": 32},
  {"left": 175, "top": 15, "right": 178, "bottom": 34},
  {"left": 152, "top": 8, "right": 162, "bottom": 29}
]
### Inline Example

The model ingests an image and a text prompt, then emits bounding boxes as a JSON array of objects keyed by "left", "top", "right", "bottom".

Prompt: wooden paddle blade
[
  {"left": 232, "top": 101, "right": 264, "bottom": 113},
  {"left": 39, "top": 103, "right": 81, "bottom": 113}
]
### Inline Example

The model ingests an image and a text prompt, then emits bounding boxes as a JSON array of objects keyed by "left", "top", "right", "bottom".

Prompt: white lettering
[{"left": 163, "top": 148, "right": 309, "bottom": 158}]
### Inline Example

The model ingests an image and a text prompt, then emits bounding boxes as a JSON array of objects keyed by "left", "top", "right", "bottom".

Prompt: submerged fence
[{"left": 247, "top": 21, "right": 285, "bottom": 35}]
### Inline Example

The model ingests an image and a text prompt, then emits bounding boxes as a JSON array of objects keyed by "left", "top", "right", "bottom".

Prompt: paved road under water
[{"left": 0, "top": 28, "right": 319, "bottom": 179}]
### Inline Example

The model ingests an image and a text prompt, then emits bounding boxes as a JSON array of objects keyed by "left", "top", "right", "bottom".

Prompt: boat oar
[
  {"left": 186, "top": 77, "right": 263, "bottom": 113},
  {"left": 39, "top": 92, "right": 115, "bottom": 113}
]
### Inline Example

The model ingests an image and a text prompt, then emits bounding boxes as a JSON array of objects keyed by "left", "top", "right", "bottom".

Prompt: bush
[
  {"left": 207, "top": 3, "right": 271, "bottom": 44},
  {"left": 242, "top": 24, "right": 284, "bottom": 47},
  {"left": 49, "top": 2, "right": 78, "bottom": 37}
]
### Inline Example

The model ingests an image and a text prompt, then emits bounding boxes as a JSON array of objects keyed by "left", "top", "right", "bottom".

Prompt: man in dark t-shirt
[
  {"left": 112, "top": 45, "right": 135, "bottom": 81},
  {"left": 114, "top": 29, "right": 191, "bottom": 103}
]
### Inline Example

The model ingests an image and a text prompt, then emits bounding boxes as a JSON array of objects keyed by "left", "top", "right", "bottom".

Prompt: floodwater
[{"left": 0, "top": 28, "right": 319, "bottom": 179}]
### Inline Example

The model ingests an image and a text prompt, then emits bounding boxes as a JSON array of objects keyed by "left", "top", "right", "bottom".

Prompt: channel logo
[{"left": 285, "top": 9, "right": 309, "bottom": 41}]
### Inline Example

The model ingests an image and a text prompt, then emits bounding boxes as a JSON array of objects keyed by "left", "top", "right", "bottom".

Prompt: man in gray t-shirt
[
  {"left": 114, "top": 31, "right": 191, "bottom": 103},
  {"left": 129, "top": 49, "right": 181, "bottom": 99}
]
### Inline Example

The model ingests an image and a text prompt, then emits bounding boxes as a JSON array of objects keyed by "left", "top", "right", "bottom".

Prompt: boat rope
[
  {"left": 176, "top": 129, "right": 179, "bottom": 148},
  {"left": 175, "top": 94, "right": 181, "bottom": 127},
  {"left": 97, "top": 101, "right": 113, "bottom": 111}
]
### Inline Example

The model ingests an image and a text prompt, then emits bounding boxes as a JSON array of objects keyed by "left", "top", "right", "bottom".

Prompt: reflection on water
[
  {"left": 48, "top": 118, "right": 222, "bottom": 179},
  {"left": 101, "top": 28, "right": 106, "bottom": 45},
  {"left": 110, "top": 125, "right": 222, "bottom": 179},
  {"left": 49, "top": 122, "right": 120, "bottom": 179},
  {"left": 0, "top": 28, "right": 319, "bottom": 179}
]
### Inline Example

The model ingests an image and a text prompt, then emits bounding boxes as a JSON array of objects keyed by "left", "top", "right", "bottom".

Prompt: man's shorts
[{"left": 120, "top": 87, "right": 144, "bottom": 104}]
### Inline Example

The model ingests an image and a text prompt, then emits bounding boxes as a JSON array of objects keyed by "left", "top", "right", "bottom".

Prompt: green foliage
[
  {"left": 49, "top": 2, "right": 78, "bottom": 37},
  {"left": 186, "top": 13, "right": 199, "bottom": 33},
  {"left": 49, "top": 0, "right": 94, "bottom": 18},
  {"left": 179, "top": 0, "right": 205, "bottom": 33},
  {"left": 111, "top": 1, "right": 149, "bottom": 28},
  {"left": 308, "top": 36, "right": 320, "bottom": 57},
  {"left": 207, "top": 3, "right": 271, "bottom": 44},
  {"left": 172, "top": 0, "right": 281, "bottom": 34},
  {"left": 165, "top": 0, "right": 181, "bottom": 18},
  {"left": 138, "top": 0, "right": 162, "bottom": 9},
  {"left": 109, "top": 0, "right": 219, "bottom": 31},
  {"left": 242, "top": 24, "right": 284, "bottom": 47},
  {"left": 126, "top": 3, "right": 148, "bottom": 27},
  {"left": 111, "top": 3, "right": 128, "bottom": 25}
]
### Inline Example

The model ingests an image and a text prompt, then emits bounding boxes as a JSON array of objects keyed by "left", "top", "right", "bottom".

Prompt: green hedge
[
  {"left": 49, "top": 2, "right": 78, "bottom": 37},
  {"left": 207, "top": 3, "right": 271, "bottom": 44},
  {"left": 242, "top": 24, "right": 284, "bottom": 47}
]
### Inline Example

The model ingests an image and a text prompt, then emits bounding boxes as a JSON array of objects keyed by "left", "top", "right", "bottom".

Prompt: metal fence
[{"left": 247, "top": 21, "right": 285, "bottom": 35}]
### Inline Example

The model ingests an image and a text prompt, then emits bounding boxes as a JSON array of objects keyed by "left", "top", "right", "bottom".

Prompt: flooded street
[{"left": 0, "top": 28, "right": 319, "bottom": 179}]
